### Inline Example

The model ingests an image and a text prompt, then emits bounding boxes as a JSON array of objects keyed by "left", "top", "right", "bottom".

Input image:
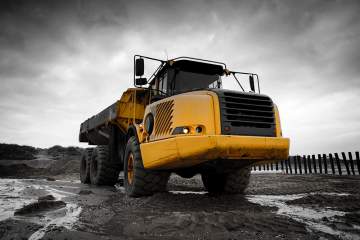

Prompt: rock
[
  {"left": 38, "top": 195, "right": 56, "bottom": 201},
  {"left": 14, "top": 200, "right": 66, "bottom": 215}
]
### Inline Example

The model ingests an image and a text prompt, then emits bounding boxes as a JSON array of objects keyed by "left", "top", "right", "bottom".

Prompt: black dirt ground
[{"left": 1, "top": 171, "right": 359, "bottom": 240}]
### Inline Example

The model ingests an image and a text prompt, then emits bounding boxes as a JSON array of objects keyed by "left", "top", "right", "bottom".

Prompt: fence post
[
  {"left": 323, "top": 154, "right": 328, "bottom": 174},
  {"left": 348, "top": 152, "right": 355, "bottom": 175},
  {"left": 266, "top": 163, "right": 269, "bottom": 171},
  {"left": 285, "top": 159, "right": 289, "bottom": 174},
  {"left": 303, "top": 155, "right": 308, "bottom": 174},
  {"left": 307, "top": 155, "right": 312, "bottom": 174},
  {"left": 356, "top": 151, "right": 360, "bottom": 175},
  {"left": 334, "top": 153, "right": 342, "bottom": 176},
  {"left": 263, "top": 164, "right": 266, "bottom": 171},
  {"left": 271, "top": 162, "right": 273, "bottom": 171},
  {"left": 298, "top": 155, "right": 302, "bottom": 174},
  {"left": 294, "top": 155, "right": 298, "bottom": 174},
  {"left": 281, "top": 160, "right": 284, "bottom": 171},
  {"left": 341, "top": 152, "right": 351, "bottom": 175},
  {"left": 288, "top": 157, "right": 293, "bottom": 174},
  {"left": 329, "top": 154, "right": 336, "bottom": 175},
  {"left": 318, "top": 154, "right": 323, "bottom": 174},
  {"left": 312, "top": 155, "right": 317, "bottom": 173}
]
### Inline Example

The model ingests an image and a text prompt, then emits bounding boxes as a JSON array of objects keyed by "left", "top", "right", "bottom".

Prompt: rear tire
[
  {"left": 201, "top": 166, "right": 251, "bottom": 194},
  {"left": 124, "top": 136, "right": 170, "bottom": 197},
  {"left": 80, "top": 148, "right": 93, "bottom": 183},
  {"left": 90, "top": 146, "right": 120, "bottom": 185}
]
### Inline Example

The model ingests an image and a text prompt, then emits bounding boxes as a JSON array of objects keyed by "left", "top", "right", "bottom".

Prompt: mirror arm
[
  {"left": 232, "top": 73, "right": 245, "bottom": 92},
  {"left": 133, "top": 55, "right": 166, "bottom": 87},
  {"left": 231, "top": 71, "right": 261, "bottom": 94},
  {"left": 146, "top": 62, "right": 166, "bottom": 86}
]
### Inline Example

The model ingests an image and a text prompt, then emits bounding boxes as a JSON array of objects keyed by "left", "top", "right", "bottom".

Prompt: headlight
[
  {"left": 182, "top": 127, "right": 189, "bottom": 134},
  {"left": 172, "top": 126, "right": 204, "bottom": 135},
  {"left": 172, "top": 126, "right": 190, "bottom": 135},
  {"left": 144, "top": 113, "right": 154, "bottom": 135}
]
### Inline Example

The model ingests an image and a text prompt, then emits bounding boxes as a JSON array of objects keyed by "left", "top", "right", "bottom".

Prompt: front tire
[
  {"left": 90, "top": 146, "right": 120, "bottom": 185},
  {"left": 201, "top": 166, "right": 251, "bottom": 194},
  {"left": 124, "top": 136, "right": 170, "bottom": 197}
]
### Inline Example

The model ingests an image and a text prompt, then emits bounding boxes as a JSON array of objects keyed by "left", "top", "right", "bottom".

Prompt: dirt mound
[
  {"left": 0, "top": 143, "right": 84, "bottom": 178},
  {"left": 0, "top": 158, "right": 80, "bottom": 179},
  {"left": 0, "top": 143, "right": 38, "bottom": 160},
  {"left": 47, "top": 158, "right": 80, "bottom": 175},
  {"left": 47, "top": 145, "right": 82, "bottom": 159},
  {"left": 45, "top": 145, "right": 82, "bottom": 176}
]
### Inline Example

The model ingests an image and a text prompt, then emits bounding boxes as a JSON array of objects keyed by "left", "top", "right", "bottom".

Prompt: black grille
[{"left": 215, "top": 90, "right": 276, "bottom": 137}]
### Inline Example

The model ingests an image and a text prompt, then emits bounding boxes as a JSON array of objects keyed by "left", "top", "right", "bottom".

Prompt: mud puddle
[
  {"left": 0, "top": 178, "right": 82, "bottom": 240},
  {"left": 247, "top": 192, "right": 359, "bottom": 240}
]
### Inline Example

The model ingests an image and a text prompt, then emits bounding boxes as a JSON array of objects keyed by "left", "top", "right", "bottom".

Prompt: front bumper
[{"left": 140, "top": 135, "right": 290, "bottom": 170}]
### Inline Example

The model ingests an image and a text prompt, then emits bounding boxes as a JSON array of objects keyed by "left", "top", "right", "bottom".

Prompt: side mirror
[
  {"left": 135, "top": 77, "right": 147, "bottom": 86},
  {"left": 135, "top": 58, "right": 144, "bottom": 76},
  {"left": 249, "top": 75, "right": 255, "bottom": 92}
]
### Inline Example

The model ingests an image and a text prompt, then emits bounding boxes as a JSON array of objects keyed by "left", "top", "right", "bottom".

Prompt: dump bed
[
  {"left": 79, "top": 101, "right": 119, "bottom": 144},
  {"left": 79, "top": 88, "right": 147, "bottom": 145}
]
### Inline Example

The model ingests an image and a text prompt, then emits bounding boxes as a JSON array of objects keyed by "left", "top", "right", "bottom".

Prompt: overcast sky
[{"left": 0, "top": 0, "right": 359, "bottom": 154}]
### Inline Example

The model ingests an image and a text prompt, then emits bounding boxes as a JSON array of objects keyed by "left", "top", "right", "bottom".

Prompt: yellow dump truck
[{"left": 79, "top": 55, "right": 289, "bottom": 197}]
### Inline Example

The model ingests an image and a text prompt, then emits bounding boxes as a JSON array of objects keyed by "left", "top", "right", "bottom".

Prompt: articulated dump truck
[{"left": 79, "top": 55, "right": 289, "bottom": 197}]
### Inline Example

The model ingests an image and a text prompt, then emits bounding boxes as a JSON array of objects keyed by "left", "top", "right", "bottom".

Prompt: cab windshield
[
  {"left": 153, "top": 60, "right": 224, "bottom": 96},
  {"left": 168, "top": 68, "right": 222, "bottom": 94}
]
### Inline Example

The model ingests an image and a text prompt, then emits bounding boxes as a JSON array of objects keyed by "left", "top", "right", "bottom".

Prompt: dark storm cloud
[{"left": 0, "top": 0, "right": 359, "bottom": 153}]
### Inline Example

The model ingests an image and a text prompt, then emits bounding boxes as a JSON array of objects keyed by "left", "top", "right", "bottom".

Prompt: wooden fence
[{"left": 252, "top": 151, "right": 360, "bottom": 175}]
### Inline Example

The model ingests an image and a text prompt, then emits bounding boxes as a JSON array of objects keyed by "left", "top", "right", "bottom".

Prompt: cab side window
[{"left": 158, "top": 72, "right": 168, "bottom": 95}]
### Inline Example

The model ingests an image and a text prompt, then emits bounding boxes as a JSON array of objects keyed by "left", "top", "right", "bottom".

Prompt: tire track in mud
[
  {"left": 100, "top": 184, "right": 312, "bottom": 240},
  {"left": 102, "top": 193, "right": 308, "bottom": 239},
  {"left": 98, "top": 174, "right": 360, "bottom": 239}
]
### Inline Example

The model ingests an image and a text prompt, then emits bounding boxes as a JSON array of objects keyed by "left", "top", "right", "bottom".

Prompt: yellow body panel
[
  {"left": 140, "top": 135, "right": 290, "bottom": 169},
  {"left": 140, "top": 91, "right": 220, "bottom": 142},
  {"left": 136, "top": 90, "right": 290, "bottom": 169},
  {"left": 112, "top": 88, "right": 148, "bottom": 133},
  {"left": 181, "top": 91, "right": 222, "bottom": 135}
]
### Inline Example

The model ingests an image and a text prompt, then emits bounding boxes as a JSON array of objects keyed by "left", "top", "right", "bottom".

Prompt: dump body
[{"left": 79, "top": 88, "right": 147, "bottom": 145}]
